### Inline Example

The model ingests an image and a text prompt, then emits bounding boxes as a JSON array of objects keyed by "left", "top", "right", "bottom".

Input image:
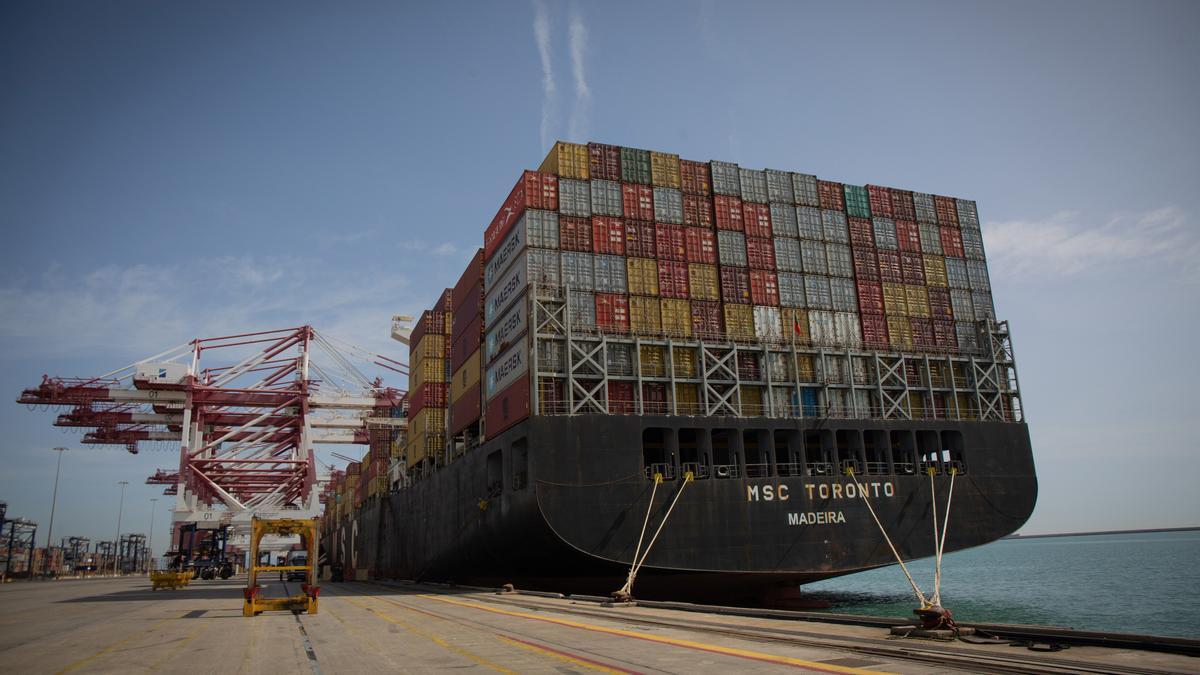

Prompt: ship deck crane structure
[{"left": 17, "top": 326, "right": 407, "bottom": 611}]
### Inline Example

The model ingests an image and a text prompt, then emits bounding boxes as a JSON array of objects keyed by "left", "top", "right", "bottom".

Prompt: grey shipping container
[
  {"left": 777, "top": 272, "right": 806, "bottom": 307},
  {"left": 945, "top": 257, "right": 970, "bottom": 289},
  {"left": 914, "top": 192, "right": 937, "bottom": 224},
  {"left": 711, "top": 160, "right": 741, "bottom": 196},
  {"left": 590, "top": 179, "right": 623, "bottom": 217},
  {"left": 485, "top": 209, "right": 559, "bottom": 288},
  {"left": 485, "top": 249, "right": 560, "bottom": 326},
  {"left": 653, "top": 187, "right": 684, "bottom": 224},
  {"left": 950, "top": 289, "right": 974, "bottom": 322},
  {"left": 593, "top": 254, "right": 628, "bottom": 293},
  {"left": 873, "top": 217, "right": 898, "bottom": 250},
  {"left": 961, "top": 229, "right": 986, "bottom": 260},
  {"left": 966, "top": 259, "right": 991, "bottom": 291},
  {"left": 956, "top": 199, "right": 980, "bottom": 228},
  {"left": 561, "top": 251, "right": 595, "bottom": 291},
  {"left": 825, "top": 243, "right": 853, "bottom": 278},
  {"left": 919, "top": 223, "right": 943, "bottom": 255},
  {"left": 765, "top": 169, "right": 795, "bottom": 204},
  {"left": 822, "top": 210, "right": 849, "bottom": 244},
  {"left": 607, "top": 343, "right": 634, "bottom": 375},
  {"left": 804, "top": 275, "right": 833, "bottom": 310},
  {"left": 559, "top": 178, "right": 592, "bottom": 217},
  {"left": 536, "top": 339, "right": 566, "bottom": 372},
  {"left": 829, "top": 277, "right": 859, "bottom": 312},
  {"left": 800, "top": 239, "right": 828, "bottom": 275},
  {"left": 717, "top": 230, "right": 748, "bottom": 267},
  {"left": 770, "top": 203, "right": 798, "bottom": 238},
  {"left": 774, "top": 237, "right": 803, "bottom": 272},
  {"left": 796, "top": 206, "right": 824, "bottom": 240},
  {"left": 792, "top": 173, "right": 820, "bottom": 207},
  {"left": 739, "top": 168, "right": 769, "bottom": 204},
  {"left": 972, "top": 291, "right": 995, "bottom": 321},
  {"left": 568, "top": 290, "right": 597, "bottom": 330},
  {"left": 956, "top": 321, "right": 979, "bottom": 353}
]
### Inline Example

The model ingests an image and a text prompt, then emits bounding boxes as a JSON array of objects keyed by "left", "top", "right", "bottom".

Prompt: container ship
[{"left": 322, "top": 141, "right": 1035, "bottom": 606}]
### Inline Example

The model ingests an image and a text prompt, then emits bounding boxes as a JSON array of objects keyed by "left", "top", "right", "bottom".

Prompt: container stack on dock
[{"left": 406, "top": 292, "right": 452, "bottom": 469}]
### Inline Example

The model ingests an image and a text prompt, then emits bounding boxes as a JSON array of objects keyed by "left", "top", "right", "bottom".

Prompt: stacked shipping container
[
  {"left": 406, "top": 140, "right": 997, "bottom": 446},
  {"left": 406, "top": 293, "right": 452, "bottom": 469}
]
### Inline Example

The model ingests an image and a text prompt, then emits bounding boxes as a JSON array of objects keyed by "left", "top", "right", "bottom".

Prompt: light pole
[
  {"left": 113, "top": 481, "right": 128, "bottom": 575},
  {"left": 148, "top": 498, "right": 158, "bottom": 572},
  {"left": 43, "top": 447, "right": 68, "bottom": 578}
]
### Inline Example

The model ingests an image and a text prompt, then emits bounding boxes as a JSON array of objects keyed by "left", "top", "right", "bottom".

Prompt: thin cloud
[
  {"left": 983, "top": 207, "right": 1198, "bottom": 280},
  {"left": 533, "top": 0, "right": 557, "bottom": 151},
  {"left": 567, "top": 8, "right": 590, "bottom": 141},
  {"left": 399, "top": 240, "right": 460, "bottom": 256}
]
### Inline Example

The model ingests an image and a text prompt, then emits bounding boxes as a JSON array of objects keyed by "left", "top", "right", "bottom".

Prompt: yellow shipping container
[
  {"left": 674, "top": 384, "right": 700, "bottom": 415},
  {"left": 630, "top": 296, "right": 662, "bottom": 335},
  {"left": 882, "top": 282, "right": 909, "bottom": 316},
  {"left": 739, "top": 386, "right": 765, "bottom": 416},
  {"left": 724, "top": 304, "right": 755, "bottom": 340},
  {"left": 538, "top": 141, "right": 589, "bottom": 179},
  {"left": 406, "top": 431, "right": 445, "bottom": 468},
  {"left": 411, "top": 334, "right": 446, "bottom": 365},
  {"left": 672, "top": 347, "right": 697, "bottom": 378},
  {"left": 627, "top": 257, "right": 659, "bottom": 295},
  {"left": 795, "top": 354, "right": 816, "bottom": 382},
  {"left": 687, "top": 263, "right": 719, "bottom": 301},
  {"left": 450, "top": 350, "right": 481, "bottom": 403},
  {"left": 955, "top": 393, "right": 978, "bottom": 420},
  {"left": 660, "top": 298, "right": 692, "bottom": 337},
  {"left": 924, "top": 255, "right": 948, "bottom": 287},
  {"left": 639, "top": 345, "right": 666, "bottom": 377},
  {"left": 887, "top": 315, "right": 914, "bottom": 348},
  {"left": 906, "top": 285, "right": 930, "bottom": 318},
  {"left": 409, "top": 357, "right": 446, "bottom": 390},
  {"left": 650, "top": 151, "right": 682, "bottom": 188},
  {"left": 781, "top": 308, "right": 810, "bottom": 344}
]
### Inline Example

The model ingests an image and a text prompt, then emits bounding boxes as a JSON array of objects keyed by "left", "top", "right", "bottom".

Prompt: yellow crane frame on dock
[{"left": 242, "top": 518, "right": 319, "bottom": 616}]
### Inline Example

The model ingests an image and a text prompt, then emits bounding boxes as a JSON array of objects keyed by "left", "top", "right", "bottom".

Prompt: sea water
[{"left": 803, "top": 530, "right": 1200, "bottom": 639}]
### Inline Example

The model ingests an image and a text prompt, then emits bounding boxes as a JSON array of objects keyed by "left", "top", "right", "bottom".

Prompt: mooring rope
[
  {"left": 617, "top": 472, "right": 693, "bottom": 598},
  {"left": 617, "top": 473, "right": 661, "bottom": 597},
  {"left": 845, "top": 467, "right": 929, "bottom": 607},
  {"left": 932, "top": 467, "right": 958, "bottom": 607}
]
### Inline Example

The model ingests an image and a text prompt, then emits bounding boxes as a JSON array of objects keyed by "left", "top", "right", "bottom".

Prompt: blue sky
[{"left": 1, "top": 1, "right": 1197, "bottom": 554}]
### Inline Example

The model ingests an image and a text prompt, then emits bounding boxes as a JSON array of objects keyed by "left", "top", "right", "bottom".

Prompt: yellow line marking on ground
[
  {"left": 495, "top": 634, "right": 636, "bottom": 674},
  {"left": 341, "top": 595, "right": 515, "bottom": 673},
  {"left": 55, "top": 616, "right": 177, "bottom": 674},
  {"left": 419, "top": 594, "right": 889, "bottom": 674}
]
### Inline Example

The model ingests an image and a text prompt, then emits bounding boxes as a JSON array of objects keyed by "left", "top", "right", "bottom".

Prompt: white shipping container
[
  {"left": 800, "top": 240, "right": 828, "bottom": 275},
  {"left": 808, "top": 310, "right": 837, "bottom": 346},
  {"left": 825, "top": 243, "right": 853, "bottom": 278},
  {"left": 821, "top": 210, "right": 849, "bottom": 244},
  {"left": 753, "top": 305, "right": 782, "bottom": 340},
  {"left": 560, "top": 251, "right": 595, "bottom": 291},
  {"left": 770, "top": 203, "right": 798, "bottom": 238},
  {"left": 873, "top": 217, "right": 898, "bottom": 250},
  {"left": 486, "top": 299, "right": 528, "bottom": 362},
  {"left": 774, "top": 237, "right": 803, "bottom": 272},
  {"left": 792, "top": 173, "right": 820, "bottom": 207},
  {"left": 950, "top": 289, "right": 974, "bottom": 321},
  {"left": 590, "top": 179, "right": 623, "bottom": 217},
  {"left": 796, "top": 206, "right": 823, "bottom": 240},
  {"left": 485, "top": 340, "right": 529, "bottom": 400},
  {"left": 711, "top": 160, "right": 741, "bottom": 196},
  {"left": 484, "top": 209, "right": 559, "bottom": 288},
  {"left": 485, "top": 249, "right": 559, "bottom": 327},
  {"left": 559, "top": 178, "right": 592, "bottom": 217},
  {"left": 739, "top": 168, "right": 769, "bottom": 203},
  {"left": 593, "top": 254, "right": 628, "bottom": 293},
  {"left": 834, "top": 312, "right": 862, "bottom": 347},
  {"left": 653, "top": 187, "right": 684, "bottom": 224},
  {"left": 717, "top": 231, "right": 748, "bottom": 267},
  {"left": 765, "top": 169, "right": 795, "bottom": 204}
]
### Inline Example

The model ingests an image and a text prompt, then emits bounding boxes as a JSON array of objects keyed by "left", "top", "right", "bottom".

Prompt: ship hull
[{"left": 325, "top": 415, "right": 1036, "bottom": 605}]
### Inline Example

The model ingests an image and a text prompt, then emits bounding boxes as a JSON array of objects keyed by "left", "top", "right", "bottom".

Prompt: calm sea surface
[{"left": 803, "top": 530, "right": 1200, "bottom": 639}]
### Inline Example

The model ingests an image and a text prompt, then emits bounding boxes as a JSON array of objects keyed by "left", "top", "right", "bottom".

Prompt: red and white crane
[{"left": 18, "top": 326, "right": 406, "bottom": 527}]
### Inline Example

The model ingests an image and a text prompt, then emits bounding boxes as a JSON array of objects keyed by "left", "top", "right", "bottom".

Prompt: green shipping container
[
  {"left": 620, "top": 147, "right": 652, "bottom": 185},
  {"left": 844, "top": 184, "right": 871, "bottom": 219}
]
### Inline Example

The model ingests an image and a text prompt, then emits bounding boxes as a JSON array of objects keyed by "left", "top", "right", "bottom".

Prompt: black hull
[{"left": 325, "top": 415, "right": 1036, "bottom": 605}]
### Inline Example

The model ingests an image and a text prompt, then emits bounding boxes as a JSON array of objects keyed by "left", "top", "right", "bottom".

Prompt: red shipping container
[
  {"left": 746, "top": 236, "right": 776, "bottom": 270},
  {"left": 624, "top": 220, "right": 656, "bottom": 258},
  {"left": 749, "top": 269, "right": 780, "bottom": 306},
  {"left": 451, "top": 317, "right": 481, "bottom": 370},
  {"left": 684, "top": 226, "right": 717, "bottom": 264},
  {"left": 890, "top": 189, "right": 916, "bottom": 221},
  {"left": 682, "top": 194, "right": 714, "bottom": 228},
  {"left": 860, "top": 312, "right": 889, "bottom": 349},
  {"left": 588, "top": 143, "right": 621, "bottom": 181},
  {"left": 433, "top": 288, "right": 453, "bottom": 315},
  {"left": 690, "top": 301, "right": 722, "bottom": 338},
  {"left": 934, "top": 195, "right": 959, "bottom": 226},
  {"left": 485, "top": 375, "right": 530, "bottom": 438},
  {"left": 595, "top": 293, "right": 630, "bottom": 333},
  {"left": 737, "top": 352, "right": 761, "bottom": 379},
  {"left": 719, "top": 266, "right": 751, "bottom": 304},
  {"left": 680, "top": 160, "right": 712, "bottom": 197},
  {"left": 877, "top": 250, "right": 902, "bottom": 283},
  {"left": 655, "top": 222, "right": 687, "bottom": 261},
  {"left": 856, "top": 281, "right": 885, "bottom": 314},
  {"left": 642, "top": 383, "right": 668, "bottom": 414},
  {"left": 657, "top": 260, "right": 690, "bottom": 299},
  {"left": 409, "top": 382, "right": 449, "bottom": 416},
  {"left": 866, "top": 185, "right": 893, "bottom": 218},
  {"left": 560, "top": 215, "right": 593, "bottom": 252},
  {"left": 818, "top": 180, "right": 845, "bottom": 211},
  {"left": 409, "top": 309, "right": 447, "bottom": 349},
  {"left": 714, "top": 194, "right": 744, "bottom": 231},
  {"left": 927, "top": 286, "right": 953, "bottom": 320},
  {"left": 940, "top": 226, "right": 965, "bottom": 257},
  {"left": 933, "top": 319, "right": 957, "bottom": 350},
  {"left": 622, "top": 183, "right": 654, "bottom": 221},
  {"left": 848, "top": 217, "right": 875, "bottom": 248},
  {"left": 485, "top": 171, "right": 558, "bottom": 261},
  {"left": 901, "top": 251, "right": 926, "bottom": 285},
  {"left": 592, "top": 216, "right": 625, "bottom": 255},
  {"left": 607, "top": 381, "right": 636, "bottom": 415},
  {"left": 911, "top": 318, "right": 935, "bottom": 349},
  {"left": 452, "top": 248, "right": 484, "bottom": 312},
  {"left": 450, "top": 384, "right": 481, "bottom": 434},
  {"left": 896, "top": 219, "right": 922, "bottom": 253},
  {"left": 452, "top": 286, "right": 482, "bottom": 340},
  {"left": 853, "top": 246, "right": 879, "bottom": 281},
  {"left": 743, "top": 202, "right": 773, "bottom": 238}
]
